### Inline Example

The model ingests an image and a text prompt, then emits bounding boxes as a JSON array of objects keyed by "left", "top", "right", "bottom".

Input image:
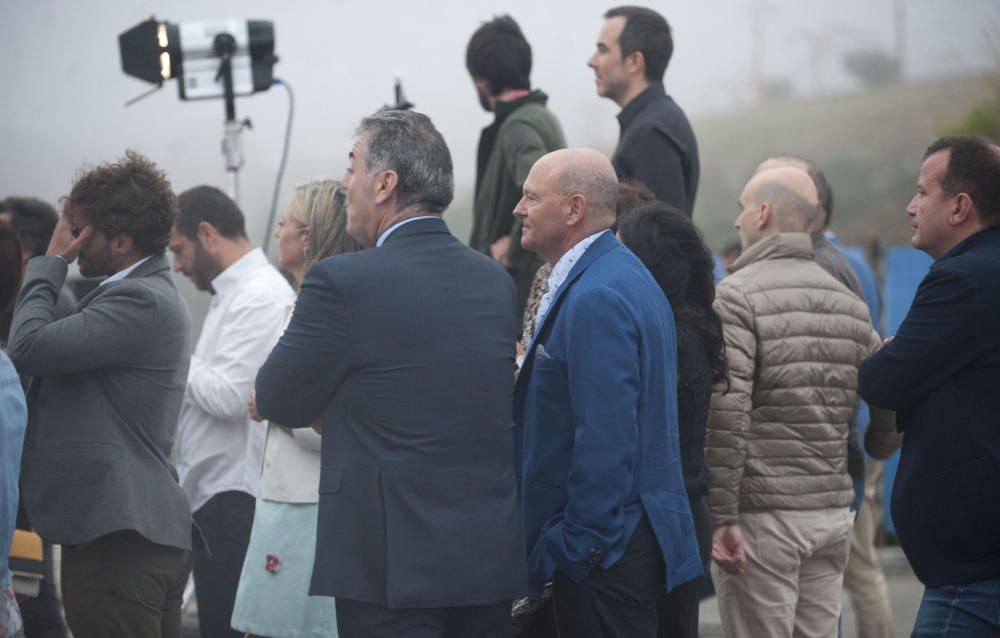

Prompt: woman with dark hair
[
  {"left": 617, "top": 202, "right": 726, "bottom": 638},
  {"left": 0, "top": 223, "right": 27, "bottom": 637}
]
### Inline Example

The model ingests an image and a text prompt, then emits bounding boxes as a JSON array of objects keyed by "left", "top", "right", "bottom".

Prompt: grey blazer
[{"left": 7, "top": 255, "right": 193, "bottom": 550}]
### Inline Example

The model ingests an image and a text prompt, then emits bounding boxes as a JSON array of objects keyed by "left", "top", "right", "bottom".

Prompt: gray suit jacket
[{"left": 7, "top": 255, "right": 193, "bottom": 550}]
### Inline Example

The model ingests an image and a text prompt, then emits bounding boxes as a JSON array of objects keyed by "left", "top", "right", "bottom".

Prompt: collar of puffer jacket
[{"left": 729, "top": 232, "right": 814, "bottom": 274}]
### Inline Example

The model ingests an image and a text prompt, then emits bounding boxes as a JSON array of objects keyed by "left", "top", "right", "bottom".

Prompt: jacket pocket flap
[{"left": 319, "top": 467, "right": 344, "bottom": 494}]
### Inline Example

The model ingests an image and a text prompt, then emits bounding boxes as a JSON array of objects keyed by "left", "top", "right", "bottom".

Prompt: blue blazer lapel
[{"left": 517, "top": 231, "right": 619, "bottom": 395}]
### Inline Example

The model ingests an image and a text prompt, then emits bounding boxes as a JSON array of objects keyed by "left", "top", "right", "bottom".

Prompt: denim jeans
[{"left": 912, "top": 577, "right": 1000, "bottom": 637}]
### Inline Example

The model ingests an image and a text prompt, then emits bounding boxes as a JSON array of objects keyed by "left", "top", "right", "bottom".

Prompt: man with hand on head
[
  {"left": 7, "top": 151, "right": 193, "bottom": 638},
  {"left": 514, "top": 148, "right": 702, "bottom": 637}
]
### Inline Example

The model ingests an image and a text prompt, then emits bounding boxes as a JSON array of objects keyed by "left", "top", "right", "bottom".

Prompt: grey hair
[
  {"left": 290, "top": 179, "right": 362, "bottom": 272},
  {"left": 357, "top": 110, "right": 454, "bottom": 215},
  {"left": 752, "top": 182, "right": 815, "bottom": 232}
]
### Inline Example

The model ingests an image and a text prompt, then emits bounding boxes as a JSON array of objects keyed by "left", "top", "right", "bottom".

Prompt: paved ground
[{"left": 182, "top": 547, "right": 922, "bottom": 637}]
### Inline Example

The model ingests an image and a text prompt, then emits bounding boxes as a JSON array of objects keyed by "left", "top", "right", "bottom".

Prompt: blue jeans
[{"left": 912, "top": 577, "right": 1000, "bottom": 636}]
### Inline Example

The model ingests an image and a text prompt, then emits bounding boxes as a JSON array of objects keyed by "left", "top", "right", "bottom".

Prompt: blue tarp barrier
[{"left": 880, "top": 246, "right": 934, "bottom": 535}]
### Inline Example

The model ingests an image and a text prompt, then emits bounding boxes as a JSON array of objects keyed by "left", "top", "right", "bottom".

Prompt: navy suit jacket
[
  {"left": 514, "top": 231, "right": 703, "bottom": 597},
  {"left": 858, "top": 228, "right": 1000, "bottom": 586},
  {"left": 255, "top": 217, "right": 528, "bottom": 608}
]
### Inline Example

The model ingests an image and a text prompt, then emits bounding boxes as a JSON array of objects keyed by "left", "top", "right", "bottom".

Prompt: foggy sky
[{"left": 2, "top": 0, "right": 997, "bottom": 319}]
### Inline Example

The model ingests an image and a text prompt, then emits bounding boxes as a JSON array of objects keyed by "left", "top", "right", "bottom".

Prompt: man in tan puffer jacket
[{"left": 706, "top": 165, "right": 890, "bottom": 638}]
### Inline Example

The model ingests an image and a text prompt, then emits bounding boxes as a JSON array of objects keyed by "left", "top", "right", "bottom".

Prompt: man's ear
[
  {"left": 565, "top": 193, "right": 586, "bottom": 227},
  {"left": 374, "top": 170, "right": 399, "bottom": 205},
  {"left": 112, "top": 233, "right": 134, "bottom": 256},
  {"left": 757, "top": 202, "right": 772, "bottom": 231},
  {"left": 948, "top": 193, "right": 975, "bottom": 227},
  {"left": 624, "top": 50, "right": 646, "bottom": 78},
  {"left": 197, "top": 221, "right": 218, "bottom": 247}
]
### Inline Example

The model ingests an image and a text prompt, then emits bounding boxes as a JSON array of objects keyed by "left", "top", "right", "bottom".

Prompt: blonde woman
[{"left": 232, "top": 181, "right": 361, "bottom": 638}]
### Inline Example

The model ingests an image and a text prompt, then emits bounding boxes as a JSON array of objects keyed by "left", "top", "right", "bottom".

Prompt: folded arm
[
  {"left": 858, "top": 267, "right": 981, "bottom": 414},
  {"left": 255, "top": 265, "right": 352, "bottom": 429}
]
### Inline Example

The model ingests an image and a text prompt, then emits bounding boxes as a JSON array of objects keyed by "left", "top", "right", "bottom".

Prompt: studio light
[
  {"left": 118, "top": 17, "right": 277, "bottom": 101},
  {"left": 118, "top": 16, "right": 280, "bottom": 205}
]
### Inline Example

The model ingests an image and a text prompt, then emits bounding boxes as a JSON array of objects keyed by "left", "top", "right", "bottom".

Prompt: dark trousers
[
  {"left": 552, "top": 514, "right": 665, "bottom": 638},
  {"left": 656, "top": 494, "right": 712, "bottom": 638},
  {"left": 192, "top": 490, "right": 255, "bottom": 638},
  {"left": 17, "top": 541, "right": 69, "bottom": 637},
  {"left": 336, "top": 598, "right": 512, "bottom": 638},
  {"left": 60, "top": 530, "right": 191, "bottom": 638}
]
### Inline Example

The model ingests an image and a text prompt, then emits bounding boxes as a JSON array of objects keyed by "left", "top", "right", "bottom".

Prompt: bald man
[
  {"left": 705, "top": 166, "right": 890, "bottom": 638},
  {"left": 513, "top": 149, "right": 702, "bottom": 637},
  {"left": 757, "top": 156, "right": 894, "bottom": 638}
]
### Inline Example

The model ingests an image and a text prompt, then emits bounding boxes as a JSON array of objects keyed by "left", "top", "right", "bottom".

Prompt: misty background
[{"left": 2, "top": 0, "right": 999, "bottom": 324}]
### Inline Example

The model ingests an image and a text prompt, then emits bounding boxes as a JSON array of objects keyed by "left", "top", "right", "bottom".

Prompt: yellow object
[{"left": 9, "top": 529, "right": 44, "bottom": 598}]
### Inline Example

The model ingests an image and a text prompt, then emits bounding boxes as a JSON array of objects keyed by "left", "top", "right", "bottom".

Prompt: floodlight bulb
[
  {"left": 157, "top": 23, "right": 169, "bottom": 48},
  {"left": 160, "top": 52, "right": 171, "bottom": 79}
]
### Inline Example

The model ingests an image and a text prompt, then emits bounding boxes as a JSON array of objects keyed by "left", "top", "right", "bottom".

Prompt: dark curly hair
[
  {"left": 617, "top": 202, "right": 727, "bottom": 384},
  {"left": 65, "top": 150, "right": 177, "bottom": 256}
]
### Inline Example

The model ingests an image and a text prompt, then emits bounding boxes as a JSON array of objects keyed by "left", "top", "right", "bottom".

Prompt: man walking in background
[
  {"left": 588, "top": 6, "right": 699, "bottom": 215},
  {"left": 467, "top": 15, "right": 566, "bottom": 316},
  {"left": 170, "top": 186, "right": 294, "bottom": 638}
]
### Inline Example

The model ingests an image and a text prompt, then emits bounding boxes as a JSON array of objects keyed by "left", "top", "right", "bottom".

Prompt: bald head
[
  {"left": 745, "top": 167, "right": 818, "bottom": 232},
  {"left": 538, "top": 148, "right": 619, "bottom": 223},
  {"left": 515, "top": 148, "right": 620, "bottom": 264},
  {"left": 736, "top": 166, "right": 819, "bottom": 250},
  {"left": 756, "top": 155, "right": 832, "bottom": 230}
]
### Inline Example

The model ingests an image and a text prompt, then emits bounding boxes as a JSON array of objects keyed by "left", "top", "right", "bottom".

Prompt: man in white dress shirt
[{"left": 169, "top": 185, "right": 294, "bottom": 638}]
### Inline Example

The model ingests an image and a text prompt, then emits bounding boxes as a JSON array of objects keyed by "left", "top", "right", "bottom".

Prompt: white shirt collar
[
  {"left": 99, "top": 255, "right": 153, "bottom": 286},
  {"left": 210, "top": 247, "right": 270, "bottom": 299},
  {"left": 376, "top": 216, "right": 439, "bottom": 247},
  {"left": 536, "top": 229, "right": 610, "bottom": 325}
]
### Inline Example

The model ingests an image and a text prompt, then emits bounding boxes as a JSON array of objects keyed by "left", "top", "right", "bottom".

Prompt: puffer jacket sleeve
[
  {"left": 862, "top": 328, "right": 902, "bottom": 460},
  {"left": 706, "top": 280, "right": 756, "bottom": 526}
]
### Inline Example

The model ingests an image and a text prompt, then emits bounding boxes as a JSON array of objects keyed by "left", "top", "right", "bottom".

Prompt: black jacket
[
  {"left": 256, "top": 217, "right": 527, "bottom": 608},
  {"left": 612, "top": 84, "right": 699, "bottom": 216},
  {"left": 858, "top": 228, "right": 1000, "bottom": 587}
]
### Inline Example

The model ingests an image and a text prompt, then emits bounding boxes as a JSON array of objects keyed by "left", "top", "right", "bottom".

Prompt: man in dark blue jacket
[
  {"left": 255, "top": 110, "right": 526, "bottom": 638},
  {"left": 513, "top": 148, "right": 702, "bottom": 637},
  {"left": 858, "top": 135, "right": 1000, "bottom": 636}
]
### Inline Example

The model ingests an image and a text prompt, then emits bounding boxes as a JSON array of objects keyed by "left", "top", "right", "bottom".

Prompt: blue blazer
[
  {"left": 858, "top": 228, "right": 1000, "bottom": 587},
  {"left": 514, "top": 231, "right": 703, "bottom": 597}
]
